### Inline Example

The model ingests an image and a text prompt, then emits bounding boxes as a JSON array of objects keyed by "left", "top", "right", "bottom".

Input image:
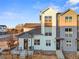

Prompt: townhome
[
  {"left": 17, "top": 7, "right": 57, "bottom": 54},
  {"left": 57, "top": 9, "right": 78, "bottom": 52}
]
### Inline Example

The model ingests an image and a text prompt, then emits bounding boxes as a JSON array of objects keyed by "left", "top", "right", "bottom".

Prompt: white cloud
[
  {"left": 66, "top": 0, "right": 79, "bottom": 5},
  {"left": 71, "top": 6, "right": 79, "bottom": 10},
  {"left": 33, "top": 1, "right": 61, "bottom": 12}
]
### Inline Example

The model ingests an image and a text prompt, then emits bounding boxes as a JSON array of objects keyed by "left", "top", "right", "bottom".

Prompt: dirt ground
[
  {"left": 64, "top": 52, "right": 79, "bottom": 59},
  {"left": 0, "top": 51, "right": 79, "bottom": 59},
  {"left": 0, "top": 51, "right": 57, "bottom": 59},
  {"left": 0, "top": 54, "right": 57, "bottom": 59}
]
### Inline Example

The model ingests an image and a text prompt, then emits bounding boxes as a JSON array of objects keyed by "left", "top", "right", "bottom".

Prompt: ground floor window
[
  {"left": 46, "top": 40, "right": 51, "bottom": 46},
  {"left": 66, "top": 40, "right": 71, "bottom": 46},
  {"left": 34, "top": 39, "right": 40, "bottom": 45},
  {"left": 65, "top": 33, "right": 72, "bottom": 37}
]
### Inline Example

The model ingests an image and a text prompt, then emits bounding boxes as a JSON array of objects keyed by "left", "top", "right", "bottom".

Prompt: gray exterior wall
[{"left": 60, "top": 26, "right": 77, "bottom": 52}]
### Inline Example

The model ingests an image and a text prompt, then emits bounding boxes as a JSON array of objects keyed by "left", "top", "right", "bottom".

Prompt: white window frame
[
  {"left": 34, "top": 39, "right": 40, "bottom": 45},
  {"left": 45, "top": 16, "right": 52, "bottom": 21},
  {"left": 65, "top": 28, "right": 73, "bottom": 37},
  {"left": 65, "top": 16, "right": 72, "bottom": 22},
  {"left": 45, "top": 32, "right": 52, "bottom": 36},
  {"left": 66, "top": 40, "right": 72, "bottom": 46},
  {"left": 46, "top": 40, "right": 51, "bottom": 46}
]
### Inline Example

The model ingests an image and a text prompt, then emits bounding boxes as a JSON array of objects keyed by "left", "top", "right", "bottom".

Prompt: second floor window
[
  {"left": 45, "top": 32, "right": 52, "bottom": 36},
  {"left": 45, "top": 16, "right": 52, "bottom": 21},
  {"left": 65, "top": 16, "right": 72, "bottom": 22}
]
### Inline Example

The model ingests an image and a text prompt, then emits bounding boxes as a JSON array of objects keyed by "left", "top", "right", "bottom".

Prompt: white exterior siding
[
  {"left": 39, "top": 8, "right": 57, "bottom": 51},
  {"left": 40, "top": 8, "right": 57, "bottom": 34},
  {"left": 32, "top": 35, "right": 56, "bottom": 51},
  {"left": 19, "top": 38, "right": 24, "bottom": 50},
  {"left": 32, "top": 35, "right": 42, "bottom": 50},
  {"left": 42, "top": 36, "right": 56, "bottom": 51}
]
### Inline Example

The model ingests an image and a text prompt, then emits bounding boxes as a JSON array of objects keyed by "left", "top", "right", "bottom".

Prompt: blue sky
[{"left": 0, "top": 0, "right": 79, "bottom": 28}]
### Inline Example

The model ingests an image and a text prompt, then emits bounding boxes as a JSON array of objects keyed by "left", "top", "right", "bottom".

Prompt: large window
[
  {"left": 46, "top": 40, "right": 51, "bottom": 46},
  {"left": 65, "top": 28, "right": 72, "bottom": 32},
  {"left": 45, "top": 32, "right": 52, "bottom": 36},
  {"left": 65, "top": 28, "right": 73, "bottom": 37},
  {"left": 45, "top": 16, "right": 52, "bottom": 21},
  {"left": 65, "top": 16, "right": 72, "bottom": 22},
  {"left": 34, "top": 40, "right": 40, "bottom": 45}
]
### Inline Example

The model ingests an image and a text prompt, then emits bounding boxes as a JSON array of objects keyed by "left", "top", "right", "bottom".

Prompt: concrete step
[{"left": 56, "top": 50, "right": 65, "bottom": 59}]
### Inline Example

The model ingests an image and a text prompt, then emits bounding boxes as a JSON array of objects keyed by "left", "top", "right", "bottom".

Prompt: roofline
[
  {"left": 60, "top": 9, "right": 77, "bottom": 16},
  {"left": 40, "top": 7, "right": 53, "bottom": 15}
]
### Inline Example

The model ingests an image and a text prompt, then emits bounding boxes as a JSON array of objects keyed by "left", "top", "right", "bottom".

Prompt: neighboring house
[
  {"left": 57, "top": 9, "right": 78, "bottom": 52},
  {"left": 0, "top": 35, "right": 12, "bottom": 50},
  {"left": 0, "top": 25, "right": 7, "bottom": 35},
  {"left": 0, "top": 41, "right": 9, "bottom": 49},
  {"left": 0, "top": 34, "right": 18, "bottom": 50},
  {"left": 23, "top": 23, "right": 40, "bottom": 32},
  {"left": 17, "top": 7, "right": 57, "bottom": 53}
]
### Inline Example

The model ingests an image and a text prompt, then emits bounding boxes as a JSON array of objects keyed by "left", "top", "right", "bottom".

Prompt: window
[
  {"left": 45, "top": 32, "right": 52, "bottom": 36},
  {"left": 69, "top": 16, "right": 72, "bottom": 19},
  {"left": 65, "top": 28, "right": 72, "bottom": 32},
  {"left": 65, "top": 28, "right": 73, "bottom": 37},
  {"left": 65, "top": 28, "right": 68, "bottom": 32},
  {"left": 66, "top": 40, "right": 71, "bottom": 46},
  {"left": 45, "top": 16, "right": 52, "bottom": 20},
  {"left": 66, "top": 40, "right": 71, "bottom": 43},
  {"left": 65, "top": 33, "right": 72, "bottom": 37},
  {"left": 65, "top": 16, "right": 72, "bottom": 22},
  {"left": 45, "top": 33, "right": 48, "bottom": 36},
  {"left": 49, "top": 33, "right": 52, "bottom": 36},
  {"left": 46, "top": 40, "right": 51, "bottom": 46},
  {"left": 65, "top": 17, "right": 68, "bottom": 19},
  {"left": 69, "top": 28, "right": 72, "bottom": 32},
  {"left": 34, "top": 40, "right": 40, "bottom": 45}
]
